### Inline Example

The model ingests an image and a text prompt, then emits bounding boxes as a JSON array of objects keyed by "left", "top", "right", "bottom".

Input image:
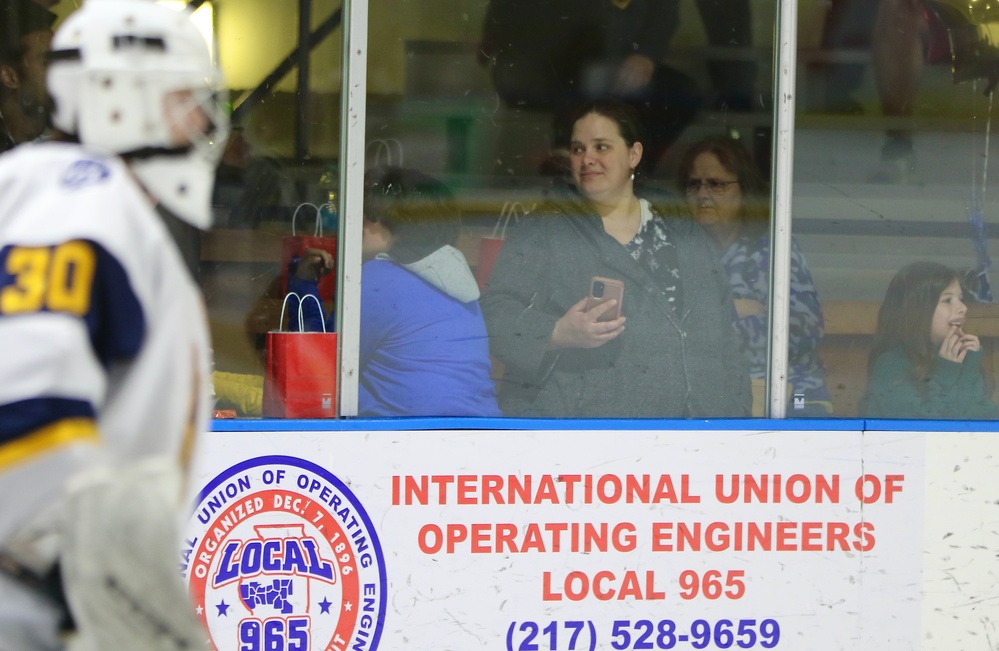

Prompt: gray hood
[{"left": 376, "top": 245, "right": 480, "bottom": 303}]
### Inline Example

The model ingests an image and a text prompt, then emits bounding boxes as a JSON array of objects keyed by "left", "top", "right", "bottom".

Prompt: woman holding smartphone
[{"left": 480, "top": 98, "right": 750, "bottom": 418}]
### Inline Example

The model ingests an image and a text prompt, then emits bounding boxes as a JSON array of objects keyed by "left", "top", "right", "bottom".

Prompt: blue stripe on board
[{"left": 208, "top": 417, "right": 996, "bottom": 433}]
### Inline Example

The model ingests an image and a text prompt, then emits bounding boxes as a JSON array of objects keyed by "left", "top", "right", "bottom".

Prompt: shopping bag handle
[
  {"left": 278, "top": 292, "right": 327, "bottom": 333},
  {"left": 489, "top": 201, "right": 534, "bottom": 239},
  {"left": 366, "top": 138, "right": 404, "bottom": 167},
  {"left": 291, "top": 202, "right": 322, "bottom": 237}
]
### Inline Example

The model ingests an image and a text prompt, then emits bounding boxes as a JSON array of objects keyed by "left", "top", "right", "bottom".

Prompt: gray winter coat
[{"left": 480, "top": 197, "right": 751, "bottom": 418}]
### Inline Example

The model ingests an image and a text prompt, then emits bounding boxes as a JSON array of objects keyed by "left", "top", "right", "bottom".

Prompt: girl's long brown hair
[{"left": 868, "top": 261, "right": 961, "bottom": 383}]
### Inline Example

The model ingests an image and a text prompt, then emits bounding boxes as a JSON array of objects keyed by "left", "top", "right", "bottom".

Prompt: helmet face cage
[
  {"left": 149, "top": 71, "right": 230, "bottom": 162},
  {"left": 47, "top": 0, "right": 229, "bottom": 227}
]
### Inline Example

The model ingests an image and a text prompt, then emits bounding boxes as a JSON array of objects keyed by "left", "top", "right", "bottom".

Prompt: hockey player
[{"left": 0, "top": 0, "right": 229, "bottom": 649}]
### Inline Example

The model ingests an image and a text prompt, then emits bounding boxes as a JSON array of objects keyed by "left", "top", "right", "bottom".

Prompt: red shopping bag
[
  {"left": 262, "top": 293, "right": 338, "bottom": 418},
  {"left": 476, "top": 237, "right": 505, "bottom": 291},
  {"left": 280, "top": 203, "right": 338, "bottom": 303},
  {"left": 475, "top": 201, "right": 529, "bottom": 290}
]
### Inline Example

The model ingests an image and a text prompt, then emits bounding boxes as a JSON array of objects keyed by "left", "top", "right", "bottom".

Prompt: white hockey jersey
[{"left": 0, "top": 142, "right": 212, "bottom": 649}]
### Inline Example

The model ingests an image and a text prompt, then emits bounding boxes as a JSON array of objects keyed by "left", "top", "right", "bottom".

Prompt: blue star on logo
[
  {"left": 319, "top": 597, "right": 333, "bottom": 614},
  {"left": 216, "top": 600, "right": 231, "bottom": 617}
]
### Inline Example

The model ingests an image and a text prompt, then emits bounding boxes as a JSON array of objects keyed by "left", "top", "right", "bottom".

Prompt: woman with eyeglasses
[
  {"left": 678, "top": 136, "right": 830, "bottom": 416},
  {"left": 480, "top": 99, "right": 750, "bottom": 418}
]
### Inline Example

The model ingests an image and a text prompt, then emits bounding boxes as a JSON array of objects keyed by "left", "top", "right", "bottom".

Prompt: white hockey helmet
[{"left": 47, "top": 0, "right": 229, "bottom": 228}]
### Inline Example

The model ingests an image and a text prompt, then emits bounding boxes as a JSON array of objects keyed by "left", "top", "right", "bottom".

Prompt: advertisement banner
[{"left": 182, "top": 429, "right": 927, "bottom": 650}]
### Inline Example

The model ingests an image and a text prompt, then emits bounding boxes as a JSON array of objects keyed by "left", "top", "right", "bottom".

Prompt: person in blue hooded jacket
[{"left": 290, "top": 167, "right": 500, "bottom": 417}]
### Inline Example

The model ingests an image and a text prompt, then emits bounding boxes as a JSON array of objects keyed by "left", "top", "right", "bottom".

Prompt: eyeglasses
[{"left": 684, "top": 178, "right": 739, "bottom": 195}]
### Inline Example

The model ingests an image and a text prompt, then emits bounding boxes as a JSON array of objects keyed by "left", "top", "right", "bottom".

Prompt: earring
[{"left": 630, "top": 169, "right": 635, "bottom": 181}]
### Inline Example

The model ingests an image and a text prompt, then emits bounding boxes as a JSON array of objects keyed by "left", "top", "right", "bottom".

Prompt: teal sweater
[{"left": 862, "top": 348, "right": 999, "bottom": 419}]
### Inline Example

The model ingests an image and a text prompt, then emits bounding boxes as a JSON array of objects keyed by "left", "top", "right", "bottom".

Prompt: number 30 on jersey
[{"left": 0, "top": 241, "right": 96, "bottom": 317}]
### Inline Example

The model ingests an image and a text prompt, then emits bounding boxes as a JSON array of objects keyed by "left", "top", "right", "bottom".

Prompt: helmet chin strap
[{"left": 120, "top": 144, "right": 191, "bottom": 160}]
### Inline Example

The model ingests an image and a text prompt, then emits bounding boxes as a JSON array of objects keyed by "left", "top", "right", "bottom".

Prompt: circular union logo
[{"left": 182, "top": 455, "right": 386, "bottom": 651}]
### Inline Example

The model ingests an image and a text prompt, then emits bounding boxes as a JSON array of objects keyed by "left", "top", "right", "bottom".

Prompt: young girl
[{"left": 862, "top": 261, "right": 999, "bottom": 419}]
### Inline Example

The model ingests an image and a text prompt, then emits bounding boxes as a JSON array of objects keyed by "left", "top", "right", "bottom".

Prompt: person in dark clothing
[
  {"left": 693, "top": 0, "right": 759, "bottom": 112},
  {"left": 815, "top": 0, "right": 952, "bottom": 180},
  {"left": 480, "top": 0, "right": 714, "bottom": 174},
  {"left": 481, "top": 99, "right": 750, "bottom": 417},
  {"left": 815, "top": 0, "right": 881, "bottom": 116},
  {"left": 0, "top": 0, "right": 55, "bottom": 153}
]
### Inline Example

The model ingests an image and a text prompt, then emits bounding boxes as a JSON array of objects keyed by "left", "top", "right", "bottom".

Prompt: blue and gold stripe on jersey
[{"left": 0, "top": 397, "right": 98, "bottom": 469}]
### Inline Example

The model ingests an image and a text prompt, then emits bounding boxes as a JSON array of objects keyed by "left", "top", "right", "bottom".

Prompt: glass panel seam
[
  {"left": 769, "top": 0, "right": 798, "bottom": 418},
  {"left": 336, "top": 0, "right": 369, "bottom": 417}
]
